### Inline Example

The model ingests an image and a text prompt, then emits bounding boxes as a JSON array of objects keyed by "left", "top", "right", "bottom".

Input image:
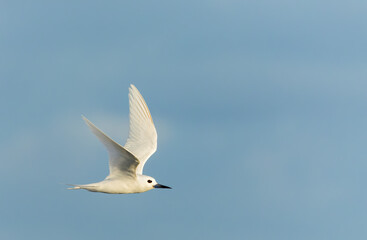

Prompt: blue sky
[{"left": 1, "top": 1, "right": 367, "bottom": 239}]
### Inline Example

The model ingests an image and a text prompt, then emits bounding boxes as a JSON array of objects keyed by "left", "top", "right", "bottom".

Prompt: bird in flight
[{"left": 68, "top": 84, "right": 171, "bottom": 194}]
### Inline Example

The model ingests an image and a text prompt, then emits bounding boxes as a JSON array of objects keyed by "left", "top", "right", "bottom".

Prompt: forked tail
[{"left": 66, "top": 184, "right": 82, "bottom": 190}]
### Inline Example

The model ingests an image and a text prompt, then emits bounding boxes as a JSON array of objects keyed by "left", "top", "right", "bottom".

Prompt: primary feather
[{"left": 124, "top": 84, "right": 157, "bottom": 174}]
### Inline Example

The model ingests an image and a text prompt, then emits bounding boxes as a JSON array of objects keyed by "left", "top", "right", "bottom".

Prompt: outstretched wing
[
  {"left": 82, "top": 116, "right": 139, "bottom": 178},
  {"left": 124, "top": 84, "right": 157, "bottom": 174}
]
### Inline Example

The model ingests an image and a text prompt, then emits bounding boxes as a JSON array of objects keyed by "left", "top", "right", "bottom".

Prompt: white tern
[{"left": 68, "top": 84, "right": 171, "bottom": 194}]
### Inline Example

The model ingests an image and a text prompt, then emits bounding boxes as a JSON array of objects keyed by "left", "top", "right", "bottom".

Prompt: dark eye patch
[{"left": 147, "top": 180, "right": 152, "bottom": 183}]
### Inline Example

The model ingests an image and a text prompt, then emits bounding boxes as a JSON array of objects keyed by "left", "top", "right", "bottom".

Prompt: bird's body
[
  {"left": 70, "top": 176, "right": 153, "bottom": 194},
  {"left": 68, "top": 84, "right": 170, "bottom": 194}
]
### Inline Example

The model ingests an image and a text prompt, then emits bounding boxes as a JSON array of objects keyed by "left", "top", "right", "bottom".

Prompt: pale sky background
[{"left": 1, "top": 1, "right": 367, "bottom": 239}]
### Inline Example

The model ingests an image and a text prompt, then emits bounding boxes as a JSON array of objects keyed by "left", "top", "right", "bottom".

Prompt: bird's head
[{"left": 139, "top": 175, "right": 171, "bottom": 190}]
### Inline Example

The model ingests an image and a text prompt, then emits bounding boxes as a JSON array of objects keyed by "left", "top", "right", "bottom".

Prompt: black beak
[{"left": 153, "top": 184, "right": 171, "bottom": 189}]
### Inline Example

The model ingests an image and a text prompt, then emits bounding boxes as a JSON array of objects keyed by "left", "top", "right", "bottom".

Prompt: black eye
[{"left": 147, "top": 180, "right": 152, "bottom": 183}]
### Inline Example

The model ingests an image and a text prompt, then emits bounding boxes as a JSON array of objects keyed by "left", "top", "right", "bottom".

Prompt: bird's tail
[{"left": 66, "top": 184, "right": 82, "bottom": 190}]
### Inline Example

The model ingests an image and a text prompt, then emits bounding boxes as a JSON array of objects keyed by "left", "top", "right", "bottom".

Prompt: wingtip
[
  {"left": 81, "top": 115, "right": 94, "bottom": 128},
  {"left": 81, "top": 115, "right": 89, "bottom": 123},
  {"left": 130, "top": 84, "right": 141, "bottom": 94}
]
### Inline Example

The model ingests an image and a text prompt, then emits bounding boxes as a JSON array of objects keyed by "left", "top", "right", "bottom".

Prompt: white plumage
[
  {"left": 68, "top": 84, "right": 171, "bottom": 194},
  {"left": 124, "top": 84, "right": 157, "bottom": 175}
]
